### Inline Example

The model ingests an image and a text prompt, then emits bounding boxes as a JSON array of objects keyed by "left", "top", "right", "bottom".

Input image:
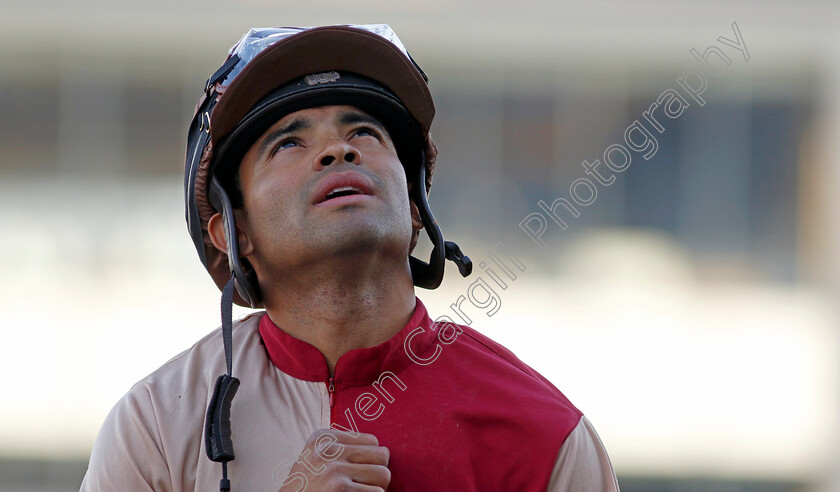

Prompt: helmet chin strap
[
  {"left": 409, "top": 157, "right": 473, "bottom": 288},
  {"left": 204, "top": 179, "right": 258, "bottom": 492},
  {"left": 209, "top": 177, "right": 261, "bottom": 308}
]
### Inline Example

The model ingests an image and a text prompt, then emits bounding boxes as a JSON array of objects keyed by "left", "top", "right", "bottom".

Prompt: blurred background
[{"left": 1, "top": 1, "right": 839, "bottom": 491}]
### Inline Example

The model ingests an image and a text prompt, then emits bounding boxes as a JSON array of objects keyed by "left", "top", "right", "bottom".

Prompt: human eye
[
  {"left": 268, "top": 138, "right": 299, "bottom": 157},
  {"left": 352, "top": 126, "right": 383, "bottom": 140}
]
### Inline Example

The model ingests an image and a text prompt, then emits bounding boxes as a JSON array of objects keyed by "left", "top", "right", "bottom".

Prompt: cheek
[
  {"left": 385, "top": 168, "right": 411, "bottom": 212},
  {"left": 381, "top": 155, "right": 408, "bottom": 195},
  {"left": 247, "top": 166, "right": 307, "bottom": 208},
  {"left": 393, "top": 182, "right": 416, "bottom": 238},
  {"left": 240, "top": 178, "right": 299, "bottom": 243}
]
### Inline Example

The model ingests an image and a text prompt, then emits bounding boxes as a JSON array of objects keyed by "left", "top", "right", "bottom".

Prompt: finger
[
  {"left": 349, "top": 486, "right": 385, "bottom": 492},
  {"left": 331, "top": 431, "right": 379, "bottom": 446},
  {"left": 339, "top": 444, "right": 389, "bottom": 466},
  {"left": 343, "top": 486, "right": 384, "bottom": 492},
  {"left": 306, "top": 429, "right": 378, "bottom": 447},
  {"left": 344, "top": 463, "right": 391, "bottom": 488}
]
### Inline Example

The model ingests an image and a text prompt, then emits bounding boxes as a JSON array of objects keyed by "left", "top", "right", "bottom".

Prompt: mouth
[
  {"left": 323, "top": 186, "right": 364, "bottom": 202},
  {"left": 312, "top": 172, "right": 376, "bottom": 205}
]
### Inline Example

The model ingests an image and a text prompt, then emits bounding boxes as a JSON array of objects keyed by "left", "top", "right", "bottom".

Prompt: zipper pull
[{"left": 328, "top": 377, "right": 335, "bottom": 408}]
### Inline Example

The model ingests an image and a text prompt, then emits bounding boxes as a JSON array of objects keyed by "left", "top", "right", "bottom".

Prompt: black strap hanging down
[{"left": 205, "top": 276, "right": 240, "bottom": 491}]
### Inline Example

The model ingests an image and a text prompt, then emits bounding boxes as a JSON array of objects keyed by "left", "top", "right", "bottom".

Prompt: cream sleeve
[
  {"left": 79, "top": 387, "right": 173, "bottom": 492},
  {"left": 546, "top": 415, "right": 620, "bottom": 492}
]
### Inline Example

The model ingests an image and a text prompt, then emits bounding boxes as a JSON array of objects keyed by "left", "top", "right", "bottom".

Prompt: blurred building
[{"left": 1, "top": 1, "right": 839, "bottom": 491}]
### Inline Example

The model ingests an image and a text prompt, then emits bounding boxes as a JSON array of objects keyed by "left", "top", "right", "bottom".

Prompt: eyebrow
[{"left": 256, "top": 118, "right": 311, "bottom": 159}]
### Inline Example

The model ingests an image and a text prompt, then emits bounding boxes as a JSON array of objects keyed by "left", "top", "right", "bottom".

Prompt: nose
[{"left": 316, "top": 138, "right": 361, "bottom": 168}]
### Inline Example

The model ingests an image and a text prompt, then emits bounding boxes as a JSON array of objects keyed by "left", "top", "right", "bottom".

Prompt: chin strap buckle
[{"left": 444, "top": 241, "right": 473, "bottom": 277}]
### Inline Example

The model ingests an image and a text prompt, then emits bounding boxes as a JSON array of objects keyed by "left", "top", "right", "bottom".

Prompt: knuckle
[
  {"left": 334, "top": 477, "right": 354, "bottom": 492},
  {"left": 332, "top": 430, "right": 357, "bottom": 444},
  {"left": 358, "top": 432, "right": 378, "bottom": 445},
  {"left": 308, "top": 428, "right": 339, "bottom": 445},
  {"left": 328, "top": 460, "right": 349, "bottom": 476}
]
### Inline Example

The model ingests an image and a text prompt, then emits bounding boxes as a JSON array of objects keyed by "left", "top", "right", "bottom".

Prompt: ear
[
  {"left": 407, "top": 182, "right": 424, "bottom": 232},
  {"left": 407, "top": 183, "right": 424, "bottom": 255},
  {"left": 409, "top": 199, "right": 423, "bottom": 232},
  {"left": 207, "top": 212, "right": 255, "bottom": 257}
]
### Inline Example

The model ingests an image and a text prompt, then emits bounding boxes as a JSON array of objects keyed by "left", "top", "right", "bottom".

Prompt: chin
[{"left": 320, "top": 218, "right": 411, "bottom": 259}]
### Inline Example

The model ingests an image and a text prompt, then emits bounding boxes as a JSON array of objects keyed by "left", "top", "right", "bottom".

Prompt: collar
[{"left": 258, "top": 297, "right": 436, "bottom": 385}]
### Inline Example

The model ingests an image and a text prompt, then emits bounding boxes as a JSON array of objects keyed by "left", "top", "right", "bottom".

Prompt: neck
[{"left": 259, "top": 257, "right": 416, "bottom": 376}]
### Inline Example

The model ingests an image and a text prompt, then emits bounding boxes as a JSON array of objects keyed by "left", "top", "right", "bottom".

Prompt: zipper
[{"left": 328, "top": 377, "right": 335, "bottom": 408}]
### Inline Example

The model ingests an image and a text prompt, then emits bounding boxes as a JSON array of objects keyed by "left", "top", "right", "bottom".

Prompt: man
[{"left": 81, "top": 25, "right": 619, "bottom": 491}]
